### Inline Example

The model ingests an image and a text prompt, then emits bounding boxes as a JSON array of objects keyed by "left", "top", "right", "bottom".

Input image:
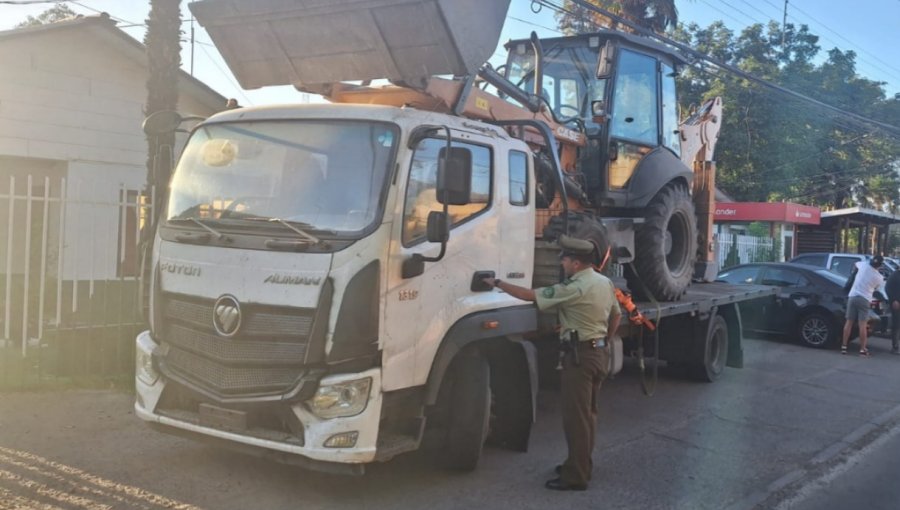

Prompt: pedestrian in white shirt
[{"left": 841, "top": 256, "right": 885, "bottom": 356}]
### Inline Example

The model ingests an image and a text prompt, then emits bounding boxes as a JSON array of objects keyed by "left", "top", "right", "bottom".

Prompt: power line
[
  {"left": 196, "top": 42, "right": 253, "bottom": 107},
  {"left": 786, "top": 2, "right": 900, "bottom": 80}
]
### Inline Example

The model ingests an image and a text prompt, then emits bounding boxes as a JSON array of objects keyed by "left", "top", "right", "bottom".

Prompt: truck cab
[{"left": 135, "top": 104, "right": 540, "bottom": 474}]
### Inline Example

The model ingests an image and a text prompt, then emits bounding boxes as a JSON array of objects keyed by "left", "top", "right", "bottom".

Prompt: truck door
[
  {"left": 382, "top": 133, "right": 500, "bottom": 391},
  {"left": 497, "top": 149, "right": 535, "bottom": 287}
]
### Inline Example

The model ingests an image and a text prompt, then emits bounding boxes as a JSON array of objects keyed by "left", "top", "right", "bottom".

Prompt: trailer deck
[{"left": 613, "top": 280, "right": 777, "bottom": 321}]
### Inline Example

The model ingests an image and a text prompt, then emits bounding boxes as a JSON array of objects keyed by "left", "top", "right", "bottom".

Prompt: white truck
[{"left": 134, "top": 0, "right": 774, "bottom": 475}]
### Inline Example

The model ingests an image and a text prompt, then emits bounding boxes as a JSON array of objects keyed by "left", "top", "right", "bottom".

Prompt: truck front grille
[{"left": 160, "top": 293, "right": 317, "bottom": 397}]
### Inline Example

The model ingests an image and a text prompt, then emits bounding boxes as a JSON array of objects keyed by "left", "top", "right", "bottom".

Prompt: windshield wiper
[
  {"left": 230, "top": 216, "right": 329, "bottom": 245},
  {"left": 168, "top": 217, "right": 230, "bottom": 241},
  {"left": 267, "top": 218, "right": 321, "bottom": 244}
]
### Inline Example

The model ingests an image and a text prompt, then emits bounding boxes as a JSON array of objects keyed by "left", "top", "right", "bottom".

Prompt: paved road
[
  {"left": 778, "top": 423, "right": 900, "bottom": 510},
  {"left": 3, "top": 335, "right": 900, "bottom": 510}
]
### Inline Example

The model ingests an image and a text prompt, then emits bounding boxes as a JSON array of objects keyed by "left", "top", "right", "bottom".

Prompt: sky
[{"left": 1, "top": 0, "right": 898, "bottom": 107}]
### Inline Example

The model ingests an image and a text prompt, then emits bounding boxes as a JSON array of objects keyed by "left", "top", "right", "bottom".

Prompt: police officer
[{"left": 483, "top": 235, "right": 621, "bottom": 491}]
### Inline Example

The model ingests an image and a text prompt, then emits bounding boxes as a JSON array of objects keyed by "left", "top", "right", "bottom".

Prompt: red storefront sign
[{"left": 714, "top": 202, "right": 820, "bottom": 224}]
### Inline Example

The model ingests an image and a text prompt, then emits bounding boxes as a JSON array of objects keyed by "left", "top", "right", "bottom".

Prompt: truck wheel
[
  {"left": 797, "top": 312, "right": 838, "bottom": 348},
  {"left": 443, "top": 351, "right": 491, "bottom": 471},
  {"left": 626, "top": 183, "right": 697, "bottom": 301},
  {"left": 690, "top": 315, "right": 728, "bottom": 382}
]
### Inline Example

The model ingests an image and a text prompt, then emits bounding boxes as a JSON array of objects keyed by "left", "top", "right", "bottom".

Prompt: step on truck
[{"left": 134, "top": 0, "right": 776, "bottom": 475}]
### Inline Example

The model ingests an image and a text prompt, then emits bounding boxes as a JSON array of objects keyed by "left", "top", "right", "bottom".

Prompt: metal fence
[
  {"left": 1, "top": 175, "right": 153, "bottom": 389},
  {"left": 717, "top": 232, "right": 776, "bottom": 269}
]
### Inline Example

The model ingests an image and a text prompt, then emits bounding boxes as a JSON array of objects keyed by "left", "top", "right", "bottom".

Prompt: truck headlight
[
  {"left": 307, "top": 377, "right": 371, "bottom": 419},
  {"left": 136, "top": 334, "right": 159, "bottom": 385}
]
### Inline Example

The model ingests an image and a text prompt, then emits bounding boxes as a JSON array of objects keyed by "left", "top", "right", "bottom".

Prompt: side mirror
[
  {"left": 436, "top": 146, "right": 473, "bottom": 205},
  {"left": 143, "top": 110, "right": 184, "bottom": 135},
  {"left": 596, "top": 40, "right": 616, "bottom": 79},
  {"left": 426, "top": 211, "right": 449, "bottom": 243},
  {"left": 143, "top": 110, "right": 207, "bottom": 135},
  {"left": 402, "top": 254, "right": 425, "bottom": 279},
  {"left": 402, "top": 209, "right": 451, "bottom": 278}
]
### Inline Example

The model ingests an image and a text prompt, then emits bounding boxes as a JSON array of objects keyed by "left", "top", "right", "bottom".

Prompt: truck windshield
[{"left": 167, "top": 120, "right": 398, "bottom": 235}]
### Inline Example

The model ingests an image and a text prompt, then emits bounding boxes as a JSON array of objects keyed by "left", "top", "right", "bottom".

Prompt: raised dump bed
[{"left": 190, "top": 0, "right": 511, "bottom": 89}]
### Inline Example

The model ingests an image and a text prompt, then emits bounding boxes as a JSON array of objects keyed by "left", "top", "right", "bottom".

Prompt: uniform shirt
[
  {"left": 848, "top": 260, "right": 884, "bottom": 301},
  {"left": 534, "top": 267, "right": 621, "bottom": 341}
]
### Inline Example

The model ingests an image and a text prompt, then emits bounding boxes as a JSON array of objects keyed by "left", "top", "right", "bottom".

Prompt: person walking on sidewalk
[
  {"left": 841, "top": 255, "right": 886, "bottom": 357},
  {"left": 885, "top": 266, "right": 900, "bottom": 355}
]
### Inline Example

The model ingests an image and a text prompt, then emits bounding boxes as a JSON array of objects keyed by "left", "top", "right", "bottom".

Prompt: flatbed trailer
[{"left": 538, "top": 280, "right": 778, "bottom": 382}]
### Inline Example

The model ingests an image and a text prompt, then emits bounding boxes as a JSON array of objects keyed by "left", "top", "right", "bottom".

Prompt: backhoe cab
[{"left": 503, "top": 30, "right": 711, "bottom": 300}]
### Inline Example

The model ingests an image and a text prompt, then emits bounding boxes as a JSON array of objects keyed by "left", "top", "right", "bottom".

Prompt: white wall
[{"left": 0, "top": 24, "right": 223, "bottom": 280}]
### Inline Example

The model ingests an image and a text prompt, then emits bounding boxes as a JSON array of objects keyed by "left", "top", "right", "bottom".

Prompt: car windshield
[{"left": 166, "top": 120, "right": 398, "bottom": 235}]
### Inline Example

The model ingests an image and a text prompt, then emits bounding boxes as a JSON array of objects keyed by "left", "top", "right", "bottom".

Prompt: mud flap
[
  {"left": 485, "top": 336, "right": 537, "bottom": 452},
  {"left": 722, "top": 303, "right": 744, "bottom": 369}
]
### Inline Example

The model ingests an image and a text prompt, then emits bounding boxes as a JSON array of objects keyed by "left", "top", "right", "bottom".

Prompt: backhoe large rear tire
[{"left": 626, "top": 183, "right": 697, "bottom": 301}]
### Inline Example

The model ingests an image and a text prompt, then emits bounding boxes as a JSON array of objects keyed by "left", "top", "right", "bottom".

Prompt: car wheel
[{"left": 797, "top": 311, "right": 838, "bottom": 348}]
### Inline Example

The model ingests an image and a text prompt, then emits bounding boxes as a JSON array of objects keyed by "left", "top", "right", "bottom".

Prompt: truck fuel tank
[{"left": 190, "top": 0, "right": 511, "bottom": 89}]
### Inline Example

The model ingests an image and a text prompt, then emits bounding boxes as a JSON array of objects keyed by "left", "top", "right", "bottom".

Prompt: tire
[
  {"left": 443, "top": 351, "right": 491, "bottom": 471},
  {"left": 542, "top": 212, "right": 610, "bottom": 268},
  {"left": 797, "top": 311, "right": 838, "bottom": 348},
  {"left": 689, "top": 315, "right": 728, "bottom": 382},
  {"left": 534, "top": 241, "right": 562, "bottom": 332},
  {"left": 625, "top": 183, "right": 698, "bottom": 301}
]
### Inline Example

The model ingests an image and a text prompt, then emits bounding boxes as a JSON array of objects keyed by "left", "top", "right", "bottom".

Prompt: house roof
[{"left": 0, "top": 13, "right": 227, "bottom": 113}]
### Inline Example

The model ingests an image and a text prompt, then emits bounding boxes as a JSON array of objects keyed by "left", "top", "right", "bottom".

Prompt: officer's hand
[{"left": 482, "top": 277, "right": 497, "bottom": 288}]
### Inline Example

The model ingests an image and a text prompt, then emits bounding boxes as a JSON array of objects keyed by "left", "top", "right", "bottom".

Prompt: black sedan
[{"left": 716, "top": 262, "right": 888, "bottom": 348}]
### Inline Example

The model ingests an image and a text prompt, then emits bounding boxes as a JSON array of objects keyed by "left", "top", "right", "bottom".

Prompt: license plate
[{"left": 199, "top": 403, "right": 247, "bottom": 431}]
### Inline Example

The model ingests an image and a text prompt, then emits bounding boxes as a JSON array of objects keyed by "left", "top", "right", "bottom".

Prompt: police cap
[{"left": 558, "top": 234, "right": 596, "bottom": 258}]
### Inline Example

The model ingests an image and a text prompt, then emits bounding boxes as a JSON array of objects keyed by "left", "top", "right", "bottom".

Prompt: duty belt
[{"left": 577, "top": 338, "right": 606, "bottom": 348}]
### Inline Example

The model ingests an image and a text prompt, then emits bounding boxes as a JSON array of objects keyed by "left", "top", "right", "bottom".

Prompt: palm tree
[{"left": 144, "top": 0, "right": 181, "bottom": 210}]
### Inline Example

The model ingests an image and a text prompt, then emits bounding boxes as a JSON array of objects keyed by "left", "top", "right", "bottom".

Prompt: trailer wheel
[
  {"left": 443, "top": 350, "right": 491, "bottom": 471},
  {"left": 626, "top": 183, "right": 697, "bottom": 301},
  {"left": 690, "top": 315, "right": 728, "bottom": 382},
  {"left": 797, "top": 311, "right": 838, "bottom": 348}
]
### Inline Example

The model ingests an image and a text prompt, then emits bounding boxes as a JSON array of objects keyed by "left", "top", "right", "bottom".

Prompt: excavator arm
[{"left": 679, "top": 97, "right": 723, "bottom": 282}]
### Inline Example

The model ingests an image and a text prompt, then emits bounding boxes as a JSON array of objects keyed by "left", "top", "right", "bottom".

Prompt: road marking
[
  {"left": 0, "top": 485, "right": 66, "bottom": 510},
  {"left": 0, "top": 469, "right": 112, "bottom": 510},
  {"left": 0, "top": 450, "right": 146, "bottom": 508},
  {"left": 0, "top": 446, "right": 204, "bottom": 510}
]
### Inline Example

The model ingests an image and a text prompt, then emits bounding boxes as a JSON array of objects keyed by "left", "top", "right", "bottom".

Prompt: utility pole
[
  {"left": 190, "top": 17, "right": 195, "bottom": 76},
  {"left": 781, "top": 0, "right": 789, "bottom": 49}
]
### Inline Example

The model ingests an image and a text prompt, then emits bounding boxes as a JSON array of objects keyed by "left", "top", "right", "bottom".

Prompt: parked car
[
  {"left": 885, "top": 257, "right": 900, "bottom": 273},
  {"left": 716, "top": 262, "right": 888, "bottom": 348},
  {"left": 788, "top": 252, "right": 892, "bottom": 278}
]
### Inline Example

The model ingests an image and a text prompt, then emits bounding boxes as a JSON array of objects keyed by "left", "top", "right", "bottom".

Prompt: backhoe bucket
[{"left": 189, "top": 0, "right": 511, "bottom": 89}]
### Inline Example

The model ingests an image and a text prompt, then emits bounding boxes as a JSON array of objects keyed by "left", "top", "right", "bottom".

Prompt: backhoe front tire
[{"left": 626, "top": 183, "right": 697, "bottom": 301}]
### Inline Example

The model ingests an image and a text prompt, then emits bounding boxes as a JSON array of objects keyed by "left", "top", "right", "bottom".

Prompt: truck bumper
[{"left": 134, "top": 331, "right": 383, "bottom": 474}]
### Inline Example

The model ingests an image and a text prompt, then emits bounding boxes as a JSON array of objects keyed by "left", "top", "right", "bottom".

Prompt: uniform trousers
[{"left": 559, "top": 341, "right": 610, "bottom": 486}]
